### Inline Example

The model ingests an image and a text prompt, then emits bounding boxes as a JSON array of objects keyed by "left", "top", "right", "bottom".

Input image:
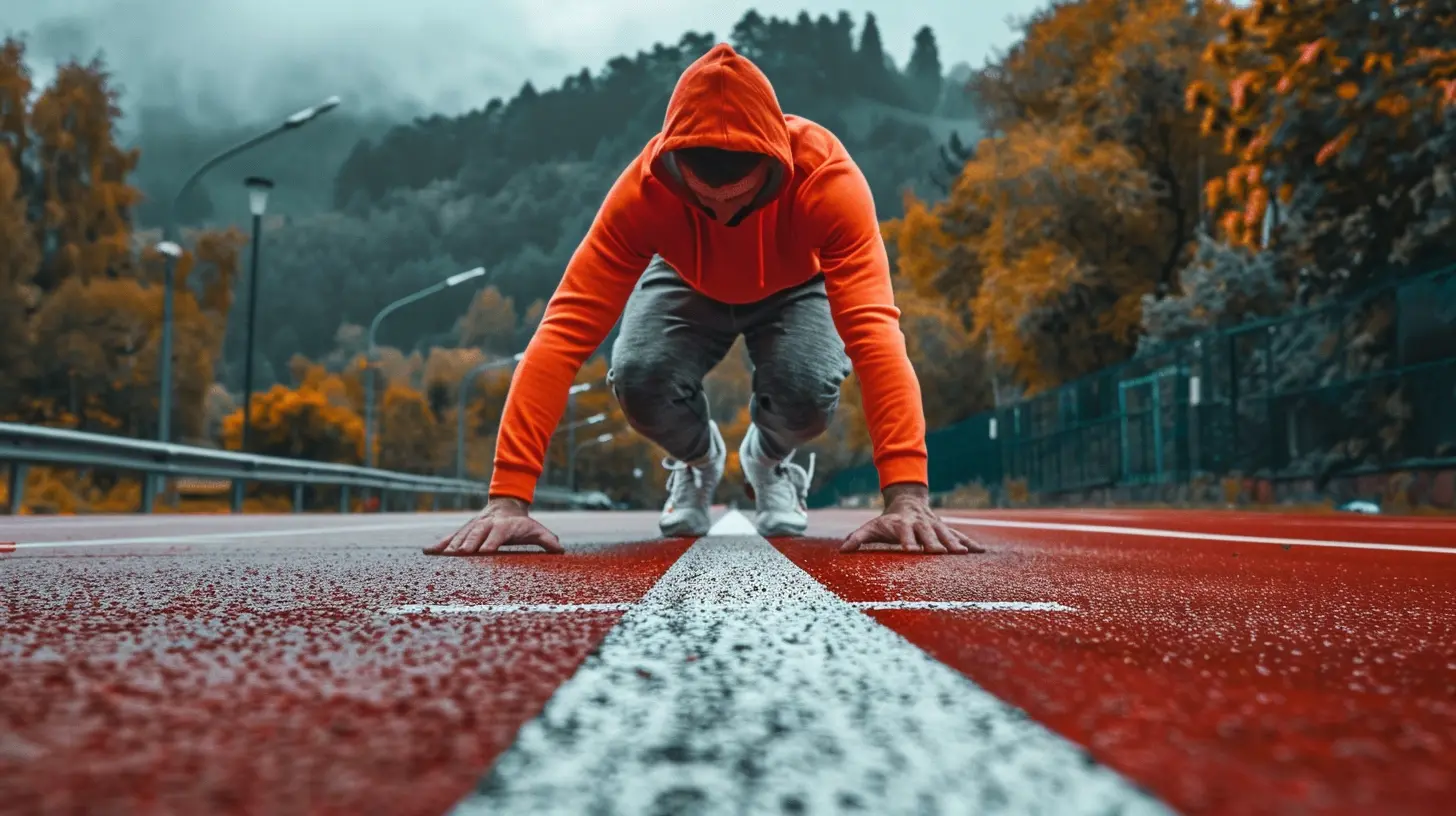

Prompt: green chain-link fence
[{"left": 810, "top": 264, "right": 1456, "bottom": 507}]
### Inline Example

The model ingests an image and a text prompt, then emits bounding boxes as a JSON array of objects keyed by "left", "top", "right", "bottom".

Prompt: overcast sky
[{"left": 2, "top": 0, "right": 1047, "bottom": 124}]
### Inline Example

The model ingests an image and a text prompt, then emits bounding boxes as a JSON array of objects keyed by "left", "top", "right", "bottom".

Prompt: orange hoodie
[{"left": 489, "top": 43, "right": 927, "bottom": 502}]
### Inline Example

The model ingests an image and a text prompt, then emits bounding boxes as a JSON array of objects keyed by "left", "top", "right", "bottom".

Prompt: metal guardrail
[{"left": 0, "top": 422, "right": 591, "bottom": 515}]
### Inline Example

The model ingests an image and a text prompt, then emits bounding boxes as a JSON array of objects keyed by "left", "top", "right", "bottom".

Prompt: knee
[
  {"left": 754, "top": 371, "right": 844, "bottom": 437},
  {"left": 609, "top": 352, "right": 693, "bottom": 429}
]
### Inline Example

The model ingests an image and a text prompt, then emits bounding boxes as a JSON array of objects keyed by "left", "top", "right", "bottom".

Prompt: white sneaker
[
  {"left": 739, "top": 424, "right": 814, "bottom": 537},
  {"left": 658, "top": 421, "right": 726, "bottom": 537}
]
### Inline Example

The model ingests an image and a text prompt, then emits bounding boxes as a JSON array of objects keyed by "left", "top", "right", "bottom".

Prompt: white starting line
[
  {"left": 382, "top": 600, "right": 1076, "bottom": 616},
  {"left": 449, "top": 516, "right": 1169, "bottom": 815}
]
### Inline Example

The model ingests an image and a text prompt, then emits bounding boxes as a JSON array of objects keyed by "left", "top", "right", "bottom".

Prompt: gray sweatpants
[{"left": 608, "top": 256, "right": 853, "bottom": 464}]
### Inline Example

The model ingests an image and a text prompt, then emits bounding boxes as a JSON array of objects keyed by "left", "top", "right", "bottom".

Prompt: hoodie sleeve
[
  {"left": 806, "top": 159, "right": 929, "bottom": 491},
  {"left": 489, "top": 159, "right": 655, "bottom": 503}
]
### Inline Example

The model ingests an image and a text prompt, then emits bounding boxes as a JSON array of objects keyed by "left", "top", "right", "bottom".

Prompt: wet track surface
[{"left": 2, "top": 508, "right": 1454, "bottom": 815}]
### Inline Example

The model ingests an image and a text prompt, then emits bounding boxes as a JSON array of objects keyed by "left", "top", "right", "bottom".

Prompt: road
[{"left": 1, "top": 508, "right": 1453, "bottom": 815}]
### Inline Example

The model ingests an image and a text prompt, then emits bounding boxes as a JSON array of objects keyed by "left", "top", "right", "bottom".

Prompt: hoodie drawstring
[{"left": 756, "top": 218, "right": 765, "bottom": 290}]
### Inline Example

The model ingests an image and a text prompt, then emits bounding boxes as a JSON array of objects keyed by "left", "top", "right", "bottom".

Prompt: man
[{"left": 428, "top": 43, "right": 981, "bottom": 557}]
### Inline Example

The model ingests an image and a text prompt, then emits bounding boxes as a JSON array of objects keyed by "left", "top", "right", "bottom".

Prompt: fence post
[
  {"left": 339, "top": 485, "right": 351, "bottom": 514},
  {"left": 1264, "top": 325, "right": 1276, "bottom": 475},
  {"left": 141, "top": 473, "right": 156, "bottom": 514},
  {"left": 230, "top": 480, "right": 245, "bottom": 513},
  {"left": 1227, "top": 331, "right": 1240, "bottom": 474},
  {"left": 293, "top": 483, "right": 305, "bottom": 513},
  {"left": 6, "top": 463, "right": 27, "bottom": 515}
]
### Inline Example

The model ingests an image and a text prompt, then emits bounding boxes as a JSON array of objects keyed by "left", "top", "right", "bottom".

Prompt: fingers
[
  {"left": 932, "top": 521, "right": 969, "bottom": 555},
  {"left": 837, "top": 516, "right": 990, "bottom": 557},
  {"left": 535, "top": 527, "right": 566, "bottom": 554},
  {"left": 424, "top": 522, "right": 472, "bottom": 555},
  {"left": 914, "top": 521, "right": 946, "bottom": 554},
  {"left": 426, "top": 518, "right": 566, "bottom": 556},
  {"left": 840, "top": 524, "right": 872, "bottom": 552},
  {"left": 455, "top": 519, "right": 492, "bottom": 555},
  {"left": 953, "top": 526, "right": 986, "bottom": 554},
  {"left": 423, "top": 531, "right": 453, "bottom": 554},
  {"left": 479, "top": 523, "right": 511, "bottom": 554},
  {"left": 897, "top": 520, "right": 920, "bottom": 553}
]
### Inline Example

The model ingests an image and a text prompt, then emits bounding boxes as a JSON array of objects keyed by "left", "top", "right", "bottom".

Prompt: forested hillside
[{"left": 230, "top": 11, "right": 978, "bottom": 390}]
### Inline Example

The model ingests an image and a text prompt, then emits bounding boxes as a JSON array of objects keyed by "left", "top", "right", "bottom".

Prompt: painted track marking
[
  {"left": 853, "top": 600, "right": 1076, "bottom": 612},
  {"left": 944, "top": 515, "right": 1456, "bottom": 555},
  {"left": 379, "top": 601, "right": 1075, "bottom": 616},
  {"left": 383, "top": 603, "right": 634, "bottom": 615},
  {"left": 379, "top": 601, "right": 1073, "bottom": 616},
  {"left": 452, "top": 523, "right": 1168, "bottom": 814},
  {"left": 5, "top": 520, "right": 466, "bottom": 550},
  {"left": 706, "top": 509, "right": 760, "bottom": 536}
]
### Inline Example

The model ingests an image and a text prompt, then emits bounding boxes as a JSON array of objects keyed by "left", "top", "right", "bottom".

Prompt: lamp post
[
  {"left": 456, "top": 351, "right": 526, "bottom": 479},
  {"left": 239, "top": 176, "right": 274, "bottom": 454},
  {"left": 571, "top": 432, "right": 614, "bottom": 492},
  {"left": 145, "top": 96, "right": 338, "bottom": 512},
  {"left": 564, "top": 381, "right": 591, "bottom": 488},
  {"left": 157, "top": 95, "right": 340, "bottom": 445},
  {"left": 364, "top": 266, "right": 487, "bottom": 468}
]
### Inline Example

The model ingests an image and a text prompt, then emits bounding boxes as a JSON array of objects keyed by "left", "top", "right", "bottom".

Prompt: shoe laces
[
  {"left": 663, "top": 456, "right": 713, "bottom": 505},
  {"left": 760, "top": 450, "right": 816, "bottom": 506}
]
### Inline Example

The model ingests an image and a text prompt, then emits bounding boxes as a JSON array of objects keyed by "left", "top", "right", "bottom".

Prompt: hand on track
[
  {"left": 425, "top": 498, "right": 563, "bottom": 555},
  {"left": 840, "top": 486, "right": 984, "bottom": 555}
]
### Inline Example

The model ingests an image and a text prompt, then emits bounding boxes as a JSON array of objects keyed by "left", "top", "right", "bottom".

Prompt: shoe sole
[
  {"left": 755, "top": 519, "right": 808, "bottom": 538},
  {"left": 659, "top": 519, "right": 710, "bottom": 538}
]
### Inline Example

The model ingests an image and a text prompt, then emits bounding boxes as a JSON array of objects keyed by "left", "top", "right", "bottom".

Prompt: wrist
[
  {"left": 486, "top": 495, "right": 531, "bottom": 515},
  {"left": 882, "top": 481, "right": 929, "bottom": 509}
]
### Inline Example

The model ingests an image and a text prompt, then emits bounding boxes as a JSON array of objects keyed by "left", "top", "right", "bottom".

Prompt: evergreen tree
[
  {"left": 856, "top": 13, "right": 904, "bottom": 105},
  {"left": 906, "top": 26, "right": 944, "bottom": 114},
  {"left": 858, "top": 13, "right": 888, "bottom": 78}
]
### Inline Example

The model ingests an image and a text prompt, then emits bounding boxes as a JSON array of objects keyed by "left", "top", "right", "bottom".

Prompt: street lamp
[
  {"left": 563, "top": 381, "right": 593, "bottom": 488},
  {"left": 456, "top": 351, "right": 525, "bottom": 478},
  {"left": 364, "top": 266, "right": 487, "bottom": 467},
  {"left": 239, "top": 176, "right": 275, "bottom": 454},
  {"left": 555, "top": 412, "right": 607, "bottom": 434},
  {"left": 570, "top": 432, "right": 614, "bottom": 492},
  {"left": 156, "top": 95, "right": 341, "bottom": 447}
]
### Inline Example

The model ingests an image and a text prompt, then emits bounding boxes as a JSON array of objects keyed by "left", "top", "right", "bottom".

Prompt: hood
[{"left": 649, "top": 43, "right": 794, "bottom": 224}]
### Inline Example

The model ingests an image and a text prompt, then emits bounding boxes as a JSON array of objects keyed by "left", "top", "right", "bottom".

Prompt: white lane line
[
  {"left": 378, "top": 601, "right": 1073, "bottom": 616},
  {"left": 0, "top": 512, "right": 476, "bottom": 528},
  {"left": 453, "top": 536, "right": 1170, "bottom": 815},
  {"left": 853, "top": 600, "right": 1077, "bottom": 612},
  {"left": 707, "top": 508, "right": 760, "bottom": 536},
  {"left": 383, "top": 603, "right": 632, "bottom": 615},
  {"left": 944, "top": 516, "right": 1456, "bottom": 555},
  {"left": 6, "top": 520, "right": 463, "bottom": 550}
]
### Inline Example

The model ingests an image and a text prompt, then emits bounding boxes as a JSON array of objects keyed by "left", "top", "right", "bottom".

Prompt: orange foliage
[
  {"left": 893, "top": 0, "right": 1225, "bottom": 395},
  {"left": 0, "top": 37, "right": 244, "bottom": 446},
  {"left": 1191, "top": 0, "right": 1456, "bottom": 251},
  {"left": 455, "top": 286, "right": 518, "bottom": 353},
  {"left": 221, "top": 378, "right": 365, "bottom": 464}
]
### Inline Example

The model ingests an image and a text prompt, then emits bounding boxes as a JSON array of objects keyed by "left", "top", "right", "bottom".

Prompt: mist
[{"left": 2, "top": 0, "right": 1044, "bottom": 127}]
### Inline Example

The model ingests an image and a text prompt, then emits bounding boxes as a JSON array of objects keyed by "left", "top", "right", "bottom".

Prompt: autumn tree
[
  {"left": 1188, "top": 0, "right": 1456, "bottom": 294},
  {"left": 376, "top": 384, "right": 442, "bottom": 472},
  {"left": 0, "top": 155, "right": 38, "bottom": 411},
  {"left": 889, "top": 0, "right": 1226, "bottom": 394},
  {"left": 455, "top": 285, "right": 518, "bottom": 354},
  {"left": 0, "top": 38, "right": 244, "bottom": 445},
  {"left": 221, "top": 380, "right": 364, "bottom": 463},
  {"left": 26, "top": 56, "right": 141, "bottom": 291}
]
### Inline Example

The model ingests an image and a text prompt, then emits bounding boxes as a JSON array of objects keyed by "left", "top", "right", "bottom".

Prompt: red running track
[{"left": 2, "top": 508, "right": 1454, "bottom": 815}]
